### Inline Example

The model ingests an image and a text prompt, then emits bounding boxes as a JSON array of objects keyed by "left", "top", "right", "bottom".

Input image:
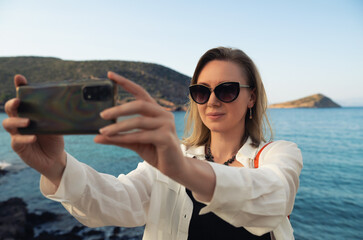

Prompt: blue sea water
[{"left": 1, "top": 108, "right": 362, "bottom": 239}]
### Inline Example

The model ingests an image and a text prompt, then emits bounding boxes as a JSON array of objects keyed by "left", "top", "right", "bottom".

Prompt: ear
[{"left": 248, "top": 88, "right": 256, "bottom": 108}]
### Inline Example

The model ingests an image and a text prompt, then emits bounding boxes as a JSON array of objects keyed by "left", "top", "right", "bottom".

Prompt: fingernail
[{"left": 21, "top": 119, "right": 29, "bottom": 126}]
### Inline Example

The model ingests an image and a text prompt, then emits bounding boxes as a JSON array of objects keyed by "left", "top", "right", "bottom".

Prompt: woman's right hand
[{"left": 2, "top": 74, "right": 66, "bottom": 187}]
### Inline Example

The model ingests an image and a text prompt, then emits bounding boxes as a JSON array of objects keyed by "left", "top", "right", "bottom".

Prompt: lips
[{"left": 206, "top": 112, "right": 225, "bottom": 119}]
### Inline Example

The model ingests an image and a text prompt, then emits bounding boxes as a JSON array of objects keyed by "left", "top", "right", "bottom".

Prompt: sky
[{"left": 0, "top": 0, "right": 362, "bottom": 106}]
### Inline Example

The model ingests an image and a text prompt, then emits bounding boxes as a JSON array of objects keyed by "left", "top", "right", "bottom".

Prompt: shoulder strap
[{"left": 254, "top": 142, "right": 273, "bottom": 168}]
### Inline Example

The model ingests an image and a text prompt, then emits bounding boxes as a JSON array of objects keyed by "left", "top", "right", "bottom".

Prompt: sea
[{"left": 0, "top": 108, "right": 362, "bottom": 240}]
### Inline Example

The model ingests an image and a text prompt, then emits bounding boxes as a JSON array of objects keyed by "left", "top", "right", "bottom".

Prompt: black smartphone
[{"left": 17, "top": 78, "right": 117, "bottom": 134}]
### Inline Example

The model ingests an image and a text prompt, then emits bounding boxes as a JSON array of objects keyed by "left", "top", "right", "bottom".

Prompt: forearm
[
  {"left": 173, "top": 157, "right": 216, "bottom": 202},
  {"left": 41, "top": 153, "right": 152, "bottom": 227}
]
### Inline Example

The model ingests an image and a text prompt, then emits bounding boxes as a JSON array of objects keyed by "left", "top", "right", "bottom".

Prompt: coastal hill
[
  {"left": 0, "top": 57, "right": 191, "bottom": 111},
  {"left": 269, "top": 93, "right": 341, "bottom": 108}
]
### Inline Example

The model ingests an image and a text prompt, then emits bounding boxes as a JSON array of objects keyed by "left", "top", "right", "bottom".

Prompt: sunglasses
[{"left": 189, "top": 82, "right": 251, "bottom": 104}]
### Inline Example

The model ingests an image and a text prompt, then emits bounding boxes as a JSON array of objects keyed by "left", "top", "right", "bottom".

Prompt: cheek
[
  {"left": 231, "top": 99, "right": 249, "bottom": 119},
  {"left": 239, "top": 92, "right": 252, "bottom": 108},
  {"left": 234, "top": 107, "right": 247, "bottom": 119},
  {"left": 197, "top": 105, "right": 205, "bottom": 119}
]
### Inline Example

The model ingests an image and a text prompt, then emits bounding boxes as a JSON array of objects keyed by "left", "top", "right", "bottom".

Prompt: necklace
[{"left": 205, "top": 146, "right": 236, "bottom": 166}]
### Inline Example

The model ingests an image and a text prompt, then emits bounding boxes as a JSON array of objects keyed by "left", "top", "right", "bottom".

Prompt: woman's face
[{"left": 196, "top": 60, "right": 255, "bottom": 135}]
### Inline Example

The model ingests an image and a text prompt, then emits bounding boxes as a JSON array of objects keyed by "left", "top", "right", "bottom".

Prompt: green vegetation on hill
[{"left": 0, "top": 57, "right": 191, "bottom": 110}]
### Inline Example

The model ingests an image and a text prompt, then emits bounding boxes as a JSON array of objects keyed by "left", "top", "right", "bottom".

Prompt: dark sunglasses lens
[
  {"left": 215, "top": 83, "right": 239, "bottom": 103},
  {"left": 189, "top": 85, "right": 210, "bottom": 104}
]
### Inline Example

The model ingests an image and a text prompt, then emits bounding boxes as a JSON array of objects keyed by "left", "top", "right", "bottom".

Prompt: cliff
[
  {"left": 0, "top": 57, "right": 191, "bottom": 110},
  {"left": 269, "top": 94, "right": 341, "bottom": 108}
]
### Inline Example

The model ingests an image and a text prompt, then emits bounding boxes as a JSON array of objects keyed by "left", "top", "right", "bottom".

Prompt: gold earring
[{"left": 249, "top": 108, "right": 253, "bottom": 119}]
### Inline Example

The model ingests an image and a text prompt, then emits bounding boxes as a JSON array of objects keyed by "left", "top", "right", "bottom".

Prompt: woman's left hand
[{"left": 94, "top": 71, "right": 186, "bottom": 178}]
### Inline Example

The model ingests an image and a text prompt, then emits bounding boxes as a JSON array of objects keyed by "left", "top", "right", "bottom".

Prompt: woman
[{"left": 2, "top": 47, "right": 302, "bottom": 239}]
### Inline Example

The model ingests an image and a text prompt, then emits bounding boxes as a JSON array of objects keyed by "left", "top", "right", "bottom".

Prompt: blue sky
[{"left": 0, "top": 0, "right": 362, "bottom": 106}]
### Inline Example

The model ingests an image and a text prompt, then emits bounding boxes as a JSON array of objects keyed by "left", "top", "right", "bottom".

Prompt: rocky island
[{"left": 269, "top": 93, "right": 341, "bottom": 108}]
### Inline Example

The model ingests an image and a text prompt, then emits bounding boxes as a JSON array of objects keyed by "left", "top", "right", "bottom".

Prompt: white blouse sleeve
[
  {"left": 40, "top": 153, "right": 155, "bottom": 228},
  {"left": 196, "top": 140, "right": 303, "bottom": 236}
]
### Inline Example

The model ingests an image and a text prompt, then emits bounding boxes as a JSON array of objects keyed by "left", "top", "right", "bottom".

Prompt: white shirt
[{"left": 40, "top": 138, "right": 303, "bottom": 240}]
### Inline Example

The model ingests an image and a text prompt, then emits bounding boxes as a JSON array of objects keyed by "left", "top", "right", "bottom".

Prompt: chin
[
  {"left": 205, "top": 119, "right": 244, "bottom": 134},
  {"left": 206, "top": 124, "right": 229, "bottom": 133}
]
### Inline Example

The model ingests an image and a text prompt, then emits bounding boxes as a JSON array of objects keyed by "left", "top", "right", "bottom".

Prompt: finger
[
  {"left": 11, "top": 134, "right": 37, "bottom": 152},
  {"left": 101, "top": 100, "right": 167, "bottom": 120},
  {"left": 4, "top": 98, "right": 20, "bottom": 117},
  {"left": 14, "top": 74, "right": 28, "bottom": 88},
  {"left": 2, "top": 117, "right": 29, "bottom": 134},
  {"left": 96, "top": 129, "right": 163, "bottom": 145},
  {"left": 107, "top": 71, "right": 156, "bottom": 103},
  {"left": 99, "top": 116, "right": 161, "bottom": 136},
  {"left": 94, "top": 135, "right": 142, "bottom": 151},
  {"left": 94, "top": 134, "right": 141, "bottom": 147}
]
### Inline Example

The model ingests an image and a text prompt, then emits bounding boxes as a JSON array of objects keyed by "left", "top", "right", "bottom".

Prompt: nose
[{"left": 207, "top": 91, "right": 221, "bottom": 106}]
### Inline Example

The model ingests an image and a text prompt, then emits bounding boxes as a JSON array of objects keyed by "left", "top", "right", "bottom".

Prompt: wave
[
  {"left": 0, "top": 160, "right": 28, "bottom": 173},
  {"left": 0, "top": 162, "right": 11, "bottom": 170}
]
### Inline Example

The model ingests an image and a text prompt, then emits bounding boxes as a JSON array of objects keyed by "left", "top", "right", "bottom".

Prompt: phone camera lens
[{"left": 83, "top": 85, "right": 111, "bottom": 101}]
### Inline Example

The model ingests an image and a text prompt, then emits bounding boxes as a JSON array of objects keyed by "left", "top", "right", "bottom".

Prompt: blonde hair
[{"left": 183, "top": 47, "right": 273, "bottom": 148}]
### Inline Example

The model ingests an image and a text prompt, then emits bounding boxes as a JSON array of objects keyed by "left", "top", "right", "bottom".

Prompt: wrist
[{"left": 45, "top": 151, "right": 67, "bottom": 188}]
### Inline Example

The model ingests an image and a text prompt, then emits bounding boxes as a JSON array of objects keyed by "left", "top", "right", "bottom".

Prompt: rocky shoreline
[{"left": 0, "top": 197, "right": 143, "bottom": 240}]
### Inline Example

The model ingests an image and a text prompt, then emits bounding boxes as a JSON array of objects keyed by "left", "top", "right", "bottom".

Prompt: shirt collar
[
  {"left": 236, "top": 137, "right": 260, "bottom": 160},
  {"left": 184, "top": 137, "right": 260, "bottom": 160},
  {"left": 184, "top": 144, "right": 205, "bottom": 159}
]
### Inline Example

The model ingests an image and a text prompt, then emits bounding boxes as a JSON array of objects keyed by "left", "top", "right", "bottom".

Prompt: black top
[{"left": 186, "top": 188, "right": 271, "bottom": 240}]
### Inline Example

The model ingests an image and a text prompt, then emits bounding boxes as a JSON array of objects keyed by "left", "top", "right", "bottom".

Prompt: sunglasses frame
[{"left": 189, "top": 81, "right": 251, "bottom": 104}]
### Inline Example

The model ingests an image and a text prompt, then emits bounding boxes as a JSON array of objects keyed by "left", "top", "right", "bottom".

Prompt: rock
[
  {"left": 34, "top": 231, "right": 83, "bottom": 240},
  {"left": 113, "top": 227, "right": 121, "bottom": 235},
  {"left": 27, "top": 211, "right": 59, "bottom": 226},
  {"left": 0, "top": 169, "right": 8, "bottom": 176},
  {"left": 0, "top": 197, "right": 34, "bottom": 240},
  {"left": 269, "top": 93, "right": 341, "bottom": 108},
  {"left": 0, "top": 198, "right": 65, "bottom": 240},
  {"left": 111, "top": 227, "right": 143, "bottom": 240},
  {"left": 82, "top": 229, "right": 105, "bottom": 238},
  {"left": 0, "top": 197, "right": 144, "bottom": 240},
  {"left": 70, "top": 226, "right": 86, "bottom": 234}
]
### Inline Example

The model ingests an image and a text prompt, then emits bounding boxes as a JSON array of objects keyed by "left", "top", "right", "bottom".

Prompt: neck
[{"left": 209, "top": 129, "right": 246, "bottom": 163}]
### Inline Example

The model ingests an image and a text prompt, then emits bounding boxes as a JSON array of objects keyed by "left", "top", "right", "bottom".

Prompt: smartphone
[{"left": 17, "top": 78, "right": 117, "bottom": 134}]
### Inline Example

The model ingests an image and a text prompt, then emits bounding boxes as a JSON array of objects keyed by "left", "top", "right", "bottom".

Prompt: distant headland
[
  {"left": 269, "top": 93, "right": 341, "bottom": 108},
  {"left": 0, "top": 56, "right": 191, "bottom": 112}
]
